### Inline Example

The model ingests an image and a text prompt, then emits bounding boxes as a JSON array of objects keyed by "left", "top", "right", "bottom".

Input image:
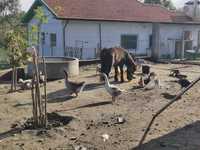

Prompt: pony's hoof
[{"left": 120, "top": 80, "right": 125, "bottom": 83}]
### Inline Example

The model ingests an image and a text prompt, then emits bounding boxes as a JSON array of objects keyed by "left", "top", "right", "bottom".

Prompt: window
[
  {"left": 184, "top": 41, "right": 193, "bottom": 50},
  {"left": 198, "top": 31, "right": 200, "bottom": 49},
  {"left": 50, "top": 33, "right": 57, "bottom": 47},
  {"left": 183, "top": 31, "right": 192, "bottom": 40},
  {"left": 121, "top": 35, "right": 138, "bottom": 49},
  {"left": 41, "top": 32, "right": 45, "bottom": 45}
]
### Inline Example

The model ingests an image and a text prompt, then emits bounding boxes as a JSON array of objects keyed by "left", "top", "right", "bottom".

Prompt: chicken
[
  {"left": 39, "top": 71, "right": 45, "bottom": 84},
  {"left": 101, "top": 73, "right": 123, "bottom": 103},
  {"left": 143, "top": 72, "right": 161, "bottom": 90},
  {"left": 169, "top": 69, "right": 187, "bottom": 78},
  {"left": 18, "top": 78, "right": 32, "bottom": 90},
  {"left": 177, "top": 78, "right": 191, "bottom": 88},
  {"left": 64, "top": 70, "right": 85, "bottom": 97},
  {"left": 96, "top": 64, "right": 101, "bottom": 75}
]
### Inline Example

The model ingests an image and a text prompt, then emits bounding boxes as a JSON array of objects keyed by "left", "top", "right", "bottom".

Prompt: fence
[{"left": 65, "top": 47, "right": 100, "bottom": 60}]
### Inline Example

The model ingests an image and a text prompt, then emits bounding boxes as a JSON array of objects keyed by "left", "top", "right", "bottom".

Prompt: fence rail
[{"left": 65, "top": 47, "right": 100, "bottom": 60}]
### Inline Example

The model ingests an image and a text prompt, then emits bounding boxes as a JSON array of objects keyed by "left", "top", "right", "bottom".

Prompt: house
[{"left": 23, "top": 0, "right": 200, "bottom": 60}]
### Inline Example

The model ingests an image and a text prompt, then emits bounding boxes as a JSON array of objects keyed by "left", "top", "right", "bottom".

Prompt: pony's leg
[
  {"left": 114, "top": 66, "right": 119, "bottom": 82},
  {"left": 120, "top": 66, "right": 124, "bottom": 82}
]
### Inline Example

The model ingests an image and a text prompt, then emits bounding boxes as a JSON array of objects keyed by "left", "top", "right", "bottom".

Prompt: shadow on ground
[
  {"left": 83, "top": 82, "right": 104, "bottom": 91},
  {"left": 161, "top": 92, "right": 176, "bottom": 100},
  {"left": 56, "top": 101, "right": 112, "bottom": 112},
  {"left": 132, "top": 121, "right": 200, "bottom": 150},
  {"left": 0, "top": 112, "right": 74, "bottom": 140}
]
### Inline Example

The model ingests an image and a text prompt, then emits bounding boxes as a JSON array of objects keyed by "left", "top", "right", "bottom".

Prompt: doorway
[{"left": 175, "top": 40, "right": 182, "bottom": 59}]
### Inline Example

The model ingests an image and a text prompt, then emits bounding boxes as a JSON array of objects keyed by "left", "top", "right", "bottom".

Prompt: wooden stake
[
  {"left": 138, "top": 75, "right": 200, "bottom": 149},
  {"left": 42, "top": 57, "right": 47, "bottom": 127}
]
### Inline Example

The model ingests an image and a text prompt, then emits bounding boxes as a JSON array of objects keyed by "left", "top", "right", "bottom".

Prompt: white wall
[
  {"left": 27, "top": 5, "right": 200, "bottom": 60},
  {"left": 101, "top": 22, "right": 152, "bottom": 55},
  {"left": 159, "top": 24, "right": 200, "bottom": 58},
  {"left": 65, "top": 20, "right": 152, "bottom": 58},
  {"left": 28, "top": 6, "right": 64, "bottom": 57}
]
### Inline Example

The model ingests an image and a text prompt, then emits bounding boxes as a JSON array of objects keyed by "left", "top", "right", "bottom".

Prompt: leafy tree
[
  {"left": 5, "top": 31, "right": 30, "bottom": 91},
  {"left": 144, "top": 0, "right": 175, "bottom": 10},
  {"left": 0, "top": 0, "right": 20, "bottom": 17},
  {"left": 29, "top": 7, "right": 48, "bottom": 55},
  {"left": 144, "top": 0, "right": 161, "bottom": 4}
]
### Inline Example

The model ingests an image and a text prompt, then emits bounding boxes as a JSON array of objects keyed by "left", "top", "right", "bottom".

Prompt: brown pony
[{"left": 100, "top": 47, "right": 137, "bottom": 82}]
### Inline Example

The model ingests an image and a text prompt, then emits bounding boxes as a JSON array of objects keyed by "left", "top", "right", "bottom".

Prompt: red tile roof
[
  {"left": 42, "top": 0, "right": 177, "bottom": 23},
  {"left": 23, "top": 0, "right": 197, "bottom": 24}
]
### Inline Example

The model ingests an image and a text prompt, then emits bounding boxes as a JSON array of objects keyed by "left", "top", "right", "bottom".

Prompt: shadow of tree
[
  {"left": 56, "top": 101, "right": 112, "bottom": 112},
  {"left": 161, "top": 93, "right": 177, "bottom": 100},
  {"left": 47, "top": 89, "right": 75, "bottom": 103},
  {"left": 132, "top": 121, "right": 200, "bottom": 150},
  {"left": 83, "top": 82, "right": 104, "bottom": 91},
  {"left": 0, "top": 112, "right": 74, "bottom": 140}
]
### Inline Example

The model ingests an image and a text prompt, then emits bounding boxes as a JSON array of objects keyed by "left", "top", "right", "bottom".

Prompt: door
[{"left": 175, "top": 41, "right": 182, "bottom": 59}]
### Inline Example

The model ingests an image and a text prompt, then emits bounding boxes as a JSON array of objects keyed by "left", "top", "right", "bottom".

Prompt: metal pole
[{"left": 137, "top": 75, "right": 200, "bottom": 149}]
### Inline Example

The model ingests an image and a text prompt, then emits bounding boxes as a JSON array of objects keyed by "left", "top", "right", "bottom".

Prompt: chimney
[{"left": 194, "top": 0, "right": 198, "bottom": 17}]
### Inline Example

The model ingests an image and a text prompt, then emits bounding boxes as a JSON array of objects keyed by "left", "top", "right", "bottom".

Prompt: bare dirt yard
[{"left": 1, "top": 63, "right": 200, "bottom": 150}]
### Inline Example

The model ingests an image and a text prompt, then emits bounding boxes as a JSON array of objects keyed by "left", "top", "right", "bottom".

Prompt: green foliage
[
  {"left": 5, "top": 31, "right": 30, "bottom": 67},
  {"left": 34, "top": 7, "right": 48, "bottom": 24},
  {"left": 144, "top": 0, "right": 161, "bottom": 4},
  {"left": 29, "top": 25, "right": 39, "bottom": 46},
  {"left": 144, "top": 0, "right": 175, "bottom": 10},
  {"left": 29, "top": 7, "right": 48, "bottom": 47},
  {"left": 0, "top": 0, "right": 20, "bottom": 16}
]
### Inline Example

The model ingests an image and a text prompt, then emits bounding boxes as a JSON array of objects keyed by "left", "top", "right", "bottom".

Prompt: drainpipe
[
  {"left": 99, "top": 23, "right": 102, "bottom": 50},
  {"left": 63, "top": 20, "right": 69, "bottom": 56},
  {"left": 152, "top": 23, "right": 160, "bottom": 60}
]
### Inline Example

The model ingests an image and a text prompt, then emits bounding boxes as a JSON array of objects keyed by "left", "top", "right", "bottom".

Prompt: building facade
[{"left": 23, "top": 0, "right": 200, "bottom": 60}]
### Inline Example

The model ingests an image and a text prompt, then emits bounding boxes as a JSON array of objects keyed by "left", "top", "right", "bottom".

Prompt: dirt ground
[{"left": 1, "top": 63, "right": 200, "bottom": 150}]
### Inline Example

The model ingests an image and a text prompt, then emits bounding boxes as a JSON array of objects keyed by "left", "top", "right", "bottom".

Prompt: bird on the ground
[
  {"left": 18, "top": 78, "right": 32, "bottom": 90},
  {"left": 169, "top": 69, "right": 187, "bottom": 79},
  {"left": 100, "top": 73, "right": 124, "bottom": 103},
  {"left": 135, "top": 58, "right": 146, "bottom": 70},
  {"left": 96, "top": 64, "right": 101, "bottom": 75},
  {"left": 177, "top": 78, "right": 191, "bottom": 89},
  {"left": 64, "top": 70, "right": 85, "bottom": 97},
  {"left": 39, "top": 71, "right": 45, "bottom": 84},
  {"left": 143, "top": 72, "right": 161, "bottom": 90}
]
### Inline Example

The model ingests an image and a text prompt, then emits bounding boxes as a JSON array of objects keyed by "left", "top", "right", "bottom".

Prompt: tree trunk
[{"left": 11, "top": 67, "right": 14, "bottom": 91}]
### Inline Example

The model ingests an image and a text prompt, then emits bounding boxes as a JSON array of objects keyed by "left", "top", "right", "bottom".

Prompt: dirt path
[{"left": 0, "top": 63, "right": 200, "bottom": 150}]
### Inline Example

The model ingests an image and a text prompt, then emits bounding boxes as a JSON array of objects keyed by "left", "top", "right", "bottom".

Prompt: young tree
[
  {"left": 28, "top": 7, "right": 48, "bottom": 128},
  {"left": 5, "top": 31, "right": 30, "bottom": 91}
]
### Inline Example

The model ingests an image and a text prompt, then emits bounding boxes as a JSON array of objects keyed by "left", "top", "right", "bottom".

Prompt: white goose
[{"left": 101, "top": 73, "right": 124, "bottom": 103}]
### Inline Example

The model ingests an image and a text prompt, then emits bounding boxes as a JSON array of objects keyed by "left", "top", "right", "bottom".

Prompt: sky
[{"left": 20, "top": 0, "right": 190, "bottom": 12}]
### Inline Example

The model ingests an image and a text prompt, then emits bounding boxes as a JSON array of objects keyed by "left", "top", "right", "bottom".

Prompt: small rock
[
  {"left": 117, "top": 117, "right": 125, "bottom": 124},
  {"left": 155, "top": 123, "right": 159, "bottom": 126},
  {"left": 11, "top": 123, "right": 18, "bottom": 129},
  {"left": 74, "top": 145, "right": 87, "bottom": 150},
  {"left": 70, "top": 136, "right": 77, "bottom": 140},
  {"left": 37, "top": 139, "right": 44, "bottom": 143},
  {"left": 159, "top": 142, "right": 167, "bottom": 147},
  {"left": 102, "top": 134, "right": 109, "bottom": 142}
]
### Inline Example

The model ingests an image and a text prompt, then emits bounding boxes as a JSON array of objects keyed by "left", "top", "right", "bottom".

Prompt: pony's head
[
  {"left": 126, "top": 53, "right": 137, "bottom": 81},
  {"left": 100, "top": 48, "right": 113, "bottom": 76}
]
